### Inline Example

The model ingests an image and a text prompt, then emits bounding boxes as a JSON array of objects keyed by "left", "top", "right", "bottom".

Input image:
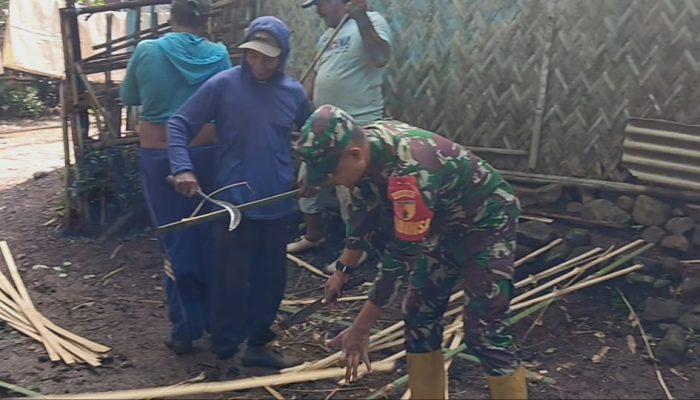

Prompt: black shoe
[
  {"left": 241, "top": 346, "right": 295, "bottom": 370},
  {"left": 215, "top": 357, "right": 246, "bottom": 381},
  {"left": 164, "top": 337, "right": 195, "bottom": 355}
]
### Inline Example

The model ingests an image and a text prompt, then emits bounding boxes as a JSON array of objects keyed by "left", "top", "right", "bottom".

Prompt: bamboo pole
[
  {"left": 500, "top": 170, "right": 700, "bottom": 202},
  {"left": 60, "top": 82, "right": 73, "bottom": 226},
  {"left": 510, "top": 264, "right": 643, "bottom": 312},
  {"left": 514, "top": 238, "right": 564, "bottom": 267},
  {"left": 515, "top": 239, "right": 643, "bottom": 287},
  {"left": 41, "top": 362, "right": 396, "bottom": 399}
]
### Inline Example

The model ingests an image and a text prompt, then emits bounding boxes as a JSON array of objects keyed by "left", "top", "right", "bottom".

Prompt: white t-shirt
[{"left": 313, "top": 12, "right": 392, "bottom": 126}]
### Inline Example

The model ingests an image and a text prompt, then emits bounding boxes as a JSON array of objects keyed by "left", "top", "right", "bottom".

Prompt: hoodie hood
[
  {"left": 240, "top": 16, "right": 292, "bottom": 81},
  {"left": 158, "top": 32, "right": 230, "bottom": 85}
]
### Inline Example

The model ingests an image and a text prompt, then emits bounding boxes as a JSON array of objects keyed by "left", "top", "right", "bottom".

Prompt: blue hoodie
[
  {"left": 120, "top": 33, "right": 232, "bottom": 124},
  {"left": 167, "top": 17, "right": 312, "bottom": 220}
]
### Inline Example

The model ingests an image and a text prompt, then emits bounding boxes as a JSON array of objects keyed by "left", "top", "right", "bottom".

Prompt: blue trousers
[{"left": 139, "top": 146, "right": 217, "bottom": 342}]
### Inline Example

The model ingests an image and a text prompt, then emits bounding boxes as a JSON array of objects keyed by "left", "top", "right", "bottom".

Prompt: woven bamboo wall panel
[{"left": 261, "top": 0, "right": 700, "bottom": 180}]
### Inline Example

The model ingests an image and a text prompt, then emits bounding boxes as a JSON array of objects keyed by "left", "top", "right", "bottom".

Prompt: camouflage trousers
[{"left": 375, "top": 197, "right": 521, "bottom": 377}]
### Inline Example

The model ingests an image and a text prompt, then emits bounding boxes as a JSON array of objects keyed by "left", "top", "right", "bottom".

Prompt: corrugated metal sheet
[{"left": 622, "top": 118, "right": 700, "bottom": 191}]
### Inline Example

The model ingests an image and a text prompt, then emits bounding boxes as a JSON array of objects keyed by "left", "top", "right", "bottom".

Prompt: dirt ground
[{"left": 1, "top": 120, "right": 699, "bottom": 399}]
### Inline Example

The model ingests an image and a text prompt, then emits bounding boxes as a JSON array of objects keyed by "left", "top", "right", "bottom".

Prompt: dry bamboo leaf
[
  {"left": 544, "top": 347, "right": 557, "bottom": 354},
  {"left": 627, "top": 335, "right": 637, "bottom": 354},
  {"left": 594, "top": 331, "right": 606, "bottom": 339},
  {"left": 591, "top": 346, "right": 610, "bottom": 364}
]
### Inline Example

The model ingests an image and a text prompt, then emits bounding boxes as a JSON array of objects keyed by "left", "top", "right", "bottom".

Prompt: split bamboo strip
[
  {"left": 0, "top": 306, "right": 99, "bottom": 366},
  {"left": 514, "top": 247, "right": 604, "bottom": 288},
  {"left": 0, "top": 242, "right": 109, "bottom": 364},
  {"left": 41, "top": 362, "right": 396, "bottom": 399},
  {"left": 510, "top": 264, "right": 643, "bottom": 312},
  {"left": 514, "top": 239, "right": 564, "bottom": 267},
  {"left": 42, "top": 317, "right": 111, "bottom": 354},
  {"left": 681, "top": 259, "right": 700, "bottom": 265},
  {"left": 0, "top": 291, "right": 103, "bottom": 365},
  {"left": 286, "top": 254, "right": 330, "bottom": 279},
  {"left": 0, "top": 242, "right": 64, "bottom": 362}
]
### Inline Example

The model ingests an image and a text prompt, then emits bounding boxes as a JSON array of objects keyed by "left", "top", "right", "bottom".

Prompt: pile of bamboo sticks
[
  {"left": 0, "top": 241, "right": 111, "bottom": 367},
  {"left": 41, "top": 238, "right": 653, "bottom": 398},
  {"left": 277, "top": 238, "right": 654, "bottom": 396}
]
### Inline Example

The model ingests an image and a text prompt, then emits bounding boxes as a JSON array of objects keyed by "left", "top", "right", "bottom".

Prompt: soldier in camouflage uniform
[{"left": 295, "top": 105, "right": 527, "bottom": 399}]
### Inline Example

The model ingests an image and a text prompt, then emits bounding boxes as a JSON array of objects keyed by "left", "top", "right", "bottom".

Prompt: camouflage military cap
[{"left": 295, "top": 104, "right": 357, "bottom": 185}]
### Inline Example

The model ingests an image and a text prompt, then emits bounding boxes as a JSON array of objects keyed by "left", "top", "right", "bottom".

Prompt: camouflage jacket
[{"left": 346, "top": 120, "right": 519, "bottom": 306}]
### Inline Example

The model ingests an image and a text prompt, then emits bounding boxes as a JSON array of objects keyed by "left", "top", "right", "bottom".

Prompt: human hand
[
  {"left": 346, "top": 0, "right": 368, "bottom": 19},
  {"left": 327, "top": 325, "right": 371, "bottom": 382},
  {"left": 173, "top": 172, "right": 200, "bottom": 198},
  {"left": 323, "top": 270, "right": 350, "bottom": 305}
]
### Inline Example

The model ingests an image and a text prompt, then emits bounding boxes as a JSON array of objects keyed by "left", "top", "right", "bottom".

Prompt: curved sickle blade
[{"left": 201, "top": 194, "right": 241, "bottom": 231}]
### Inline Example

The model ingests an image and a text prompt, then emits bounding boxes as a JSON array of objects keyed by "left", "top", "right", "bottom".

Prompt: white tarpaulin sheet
[{"left": 2, "top": 0, "right": 168, "bottom": 81}]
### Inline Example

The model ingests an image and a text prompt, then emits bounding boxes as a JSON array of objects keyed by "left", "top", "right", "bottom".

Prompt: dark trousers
[
  {"left": 209, "top": 217, "right": 288, "bottom": 359},
  {"left": 139, "top": 146, "right": 218, "bottom": 342}
]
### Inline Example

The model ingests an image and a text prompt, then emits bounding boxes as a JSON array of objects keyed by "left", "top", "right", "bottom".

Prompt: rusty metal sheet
[{"left": 622, "top": 118, "right": 700, "bottom": 191}]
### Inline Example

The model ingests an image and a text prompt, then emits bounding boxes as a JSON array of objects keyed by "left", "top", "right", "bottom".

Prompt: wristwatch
[{"left": 337, "top": 260, "right": 354, "bottom": 275}]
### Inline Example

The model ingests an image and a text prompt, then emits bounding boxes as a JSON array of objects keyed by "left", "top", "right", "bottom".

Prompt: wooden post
[
  {"left": 528, "top": 2, "right": 556, "bottom": 171},
  {"left": 59, "top": 82, "right": 73, "bottom": 227}
]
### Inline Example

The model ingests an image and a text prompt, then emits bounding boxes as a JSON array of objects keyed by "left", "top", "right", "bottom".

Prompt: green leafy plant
[{"left": 0, "top": 83, "right": 48, "bottom": 118}]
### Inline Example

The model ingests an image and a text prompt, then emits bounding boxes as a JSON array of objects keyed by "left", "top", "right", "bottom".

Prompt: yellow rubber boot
[
  {"left": 407, "top": 351, "right": 447, "bottom": 400},
  {"left": 487, "top": 366, "right": 528, "bottom": 400}
]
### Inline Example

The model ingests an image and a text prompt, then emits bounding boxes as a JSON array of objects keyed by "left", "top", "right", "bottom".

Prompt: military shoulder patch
[{"left": 388, "top": 175, "right": 433, "bottom": 242}]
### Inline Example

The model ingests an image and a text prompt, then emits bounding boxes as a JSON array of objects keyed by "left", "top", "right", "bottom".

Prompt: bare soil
[{"left": 1, "top": 120, "right": 699, "bottom": 399}]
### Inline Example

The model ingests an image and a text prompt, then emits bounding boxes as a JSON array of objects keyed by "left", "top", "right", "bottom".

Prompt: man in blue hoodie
[
  {"left": 168, "top": 16, "right": 312, "bottom": 378},
  {"left": 120, "top": 0, "right": 231, "bottom": 356}
]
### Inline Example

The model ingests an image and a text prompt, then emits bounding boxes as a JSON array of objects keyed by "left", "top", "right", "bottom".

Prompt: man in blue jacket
[
  {"left": 120, "top": 0, "right": 231, "bottom": 356},
  {"left": 168, "top": 16, "right": 312, "bottom": 378}
]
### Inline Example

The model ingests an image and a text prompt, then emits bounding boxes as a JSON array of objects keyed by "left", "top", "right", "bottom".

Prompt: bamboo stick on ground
[
  {"left": 515, "top": 239, "right": 643, "bottom": 288},
  {"left": 514, "top": 238, "right": 564, "bottom": 267},
  {"left": 514, "top": 247, "right": 604, "bottom": 288},
  {"left": 0, "top": 379, "right": 41, "bottom": 398},
  {"left": 286, "top": 254, "right": 330, "bottom": 279},
  {"left": 1, "top": 242, "right": 64, "bottom": 362},
  {"left": 41, "top": 362, "right": 396, "bottom": 400},
  {"left": 0, "top": 294, "right": 103, "bottom": 366},
  {"left": 0, "top": 241, "right": 109, "bottom": 365},
  {"left": 616, "top": 288, "right": 674, "bottom": 400},
  {"left": 510, "top": 264, "right": 642, "bottom": 312},
  {"left": 512, "top": 262, "right": 601, "bottom": 304}
]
